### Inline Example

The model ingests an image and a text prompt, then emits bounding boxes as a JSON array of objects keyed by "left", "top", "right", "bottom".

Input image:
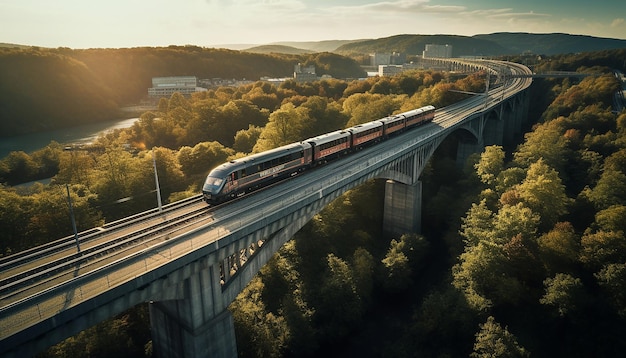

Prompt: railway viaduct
[{"left": 0, "top": 59, "right": 532, "bottom": 357}]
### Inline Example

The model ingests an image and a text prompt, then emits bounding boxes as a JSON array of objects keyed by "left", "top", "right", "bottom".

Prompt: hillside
[
  {"left": 331, "top": 32, "right": 626, "bottom": 57},
  {"left": 270, "top": 39, "right": 364, "bottom": 52},
  {"left": 0, "top": 46, "right": 365, "bottom": 137},
  {"left": 243, "top": 44, "right": 314, "bottom": 55},
  {"left": 474, "top": 32, "right": 626, "bottom": 55},
  {"left": 335, "top": 34, "right": 510, "bottom": 56}
]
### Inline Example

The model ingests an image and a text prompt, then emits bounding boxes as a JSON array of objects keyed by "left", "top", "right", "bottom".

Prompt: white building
[
  {"left": 422, "top": 44, "right": 453, "bottom": 58},
  {"left": 148, "top": 76, "right": 207, "bottom": 97},
  {"left": 370, "top": 52, "right": 406, "bottom": 66},
  {"left": 294, "top": 63, "right": 318, "bottom": 82},
  {"left": 371, "top": 53, "right": 391, "bottom": 66},
  {"left": 378, "top": 65, "right": 403, "bottom": 77}
]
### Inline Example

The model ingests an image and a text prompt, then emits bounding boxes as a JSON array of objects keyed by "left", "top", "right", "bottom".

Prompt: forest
[
  {"left": 0, "top": 46, "right": 366, "bottom": 137},
  {"left": 0, "top": 48, "right": 624, "bottom": 357}
]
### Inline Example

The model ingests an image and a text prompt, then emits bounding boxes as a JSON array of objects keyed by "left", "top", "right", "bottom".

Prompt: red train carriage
[
  {"left": 305, "top": 130, "right": 352, "bottom": 164},
  {"left": 379, "top": 114, "right": 406, "bottom": 136},
  {"left": 347, "top": 121, "right": 384, "bottom": 149},
  {"left": 402, "top": 105, "right": 436, "bottom": 128}
]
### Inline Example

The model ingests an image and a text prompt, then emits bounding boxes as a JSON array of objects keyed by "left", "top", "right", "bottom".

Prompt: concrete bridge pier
[
  {"left": 383, "top": 179, "right": 422, "bottom": 238},
  {"left": 456, "top": 137, "right": 482, "bottom": 168},
  {"left": 149, "top": 264, "right": 237, "bottom": 358},
  {"left": 484, "top": 112, "right": 505, "bottom": 146}
]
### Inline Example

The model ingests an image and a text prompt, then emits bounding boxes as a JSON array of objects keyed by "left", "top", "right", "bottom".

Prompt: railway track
[{"left": 0, "top": 194, "right": 211, "bottom": 306}]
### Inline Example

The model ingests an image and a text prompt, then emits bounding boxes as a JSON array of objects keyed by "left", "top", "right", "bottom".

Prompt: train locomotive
[{"left": 202, "top": 105, "right": 435, "bottom": 205}]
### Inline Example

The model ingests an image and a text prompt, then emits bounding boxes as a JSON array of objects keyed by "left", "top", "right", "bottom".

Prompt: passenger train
[{"left": 202, "top": 105, "right": 435, "bottom": 205}]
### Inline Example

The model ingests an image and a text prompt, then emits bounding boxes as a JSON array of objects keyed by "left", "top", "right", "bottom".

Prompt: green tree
[
  {"left": 233, "top": 125, "right": 263, "bottom": 154},
  {"left": 411, "top": 287, "right": 477, "bottom": 357},
  {"left": 167, "top": 92, "right": 191, "bottom": 112},
  {"left": 0, "top": 151, "right": 38, "bottom": 185},
  {"left": 453, "top": 240, "right": 525, "bottom": 310},
  {"left": 177, "top": 141, "right": 234, "bottom": 177},
  {"left": 317, "top": 254, "right": 363, "bottom": 341},
  {"left": 595, "top": 263, "right": 626, "bottom": 317},
  {"left": 586, "top": 168, "right": 626, "bottom": 210},
  {"left": 0, "top": 187, "right": 32, "bottom": 254},
  {"left": 253, "top": 102, "right": 311, "bottom": 152},
  {"left": 381, "top": 239, "right": 412, "bottom": 293},
  {"left": 493, "top": 167, "right": 526, "bottom": 196},
  {"left": 141, "top": 147, "right": 186, "bottom": 201},
  {"left": 299, "top": 96, "right": 348, "bottom": 136},
  {"left": 460, "top": 199, "right": 494, "bottom": 247},
  {"left": 475, "top": 145, "right": 505, "bottom": 186},
  {"left": 603, "top": 148, "right": 626, "bottom": 173},
  {"left": 157, "top": 97, "right": 168, "bottom": 113},
  {"left": 55, "top": 149, "right": 97, "bottom": 186},
  {"left": 513, "top": 121, "right": 571, "bottom": 174},
  {"left": 351, "top": 247, "right": 375, "bottom": 307},
  {"left": 491, "top": 203, "right": 540, "bottom": 245},
  {"left": 471, "top": 316, "right": 530, "bottom": 358},
  {"left": 396, "top": 233, "right": 430, "bottom": 271},
  {"left": 580, "top": 230, "right": 626, "bottom": 271},
  {"left": 516, "top": 159, "right": 570, "bottom": 229},
  {"left": 89, "top": 147, "right": 154, "bottom": 219},
  {"left": 537, "top": 222, "right": 580, "bottom": 274},
  {"left": 242, "top": 84, "right": 280, "bottom": 111},
  {"left": 230, "top": 277, "right": 288, "bottom": 357},
  {"left": 44, "top": 306, "right": 151, "bottom": 358},
  {"left": 342, "top": 93, "right": 401, "bottom": 127},
  {"left": 27, "top": 184, "right": 101, "bottom": 248},
  {"left": 592, "top": 204, "right": 626, "bottom": 233},
  {"left": 540, "top": 273, "right": 585, "bottom": 316}
]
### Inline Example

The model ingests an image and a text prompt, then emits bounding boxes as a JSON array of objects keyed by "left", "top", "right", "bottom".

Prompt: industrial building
[
  {"left": 148, "top": 76, "right": 207, "bottom": 98},
  {"left": 422, "top": 44, "right": 453, "bottom": 58}
]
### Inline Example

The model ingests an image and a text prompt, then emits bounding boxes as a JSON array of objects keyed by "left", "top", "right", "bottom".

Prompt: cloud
[
  {"left": 461, "top": 9, "right": 551, "bottom": 21},
  {"left": 207, "top": 0, "right": 306, "bottom": 12},
  {"left": 326, "top": 0, "right": 465, "bottom": 14},
  {"left": 610, "top": 18, "right": 625, "bottom": 28}
]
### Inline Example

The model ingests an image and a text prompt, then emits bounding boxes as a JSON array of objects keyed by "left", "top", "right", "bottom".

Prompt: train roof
[
  {"left": 346, "top": 121, "right": 383, "bottom": 134},
  {"left": 304, "top": 129, "right": 351, "bottom": 145},
  {"left": 378, "top": 114, "right": 404, "bottom": 124},
  {"left": 209, "top": 142, "right": 310, "bottom": 175},
  {"left": 398, "top": 105, "right": 435, "bottom": 117}
]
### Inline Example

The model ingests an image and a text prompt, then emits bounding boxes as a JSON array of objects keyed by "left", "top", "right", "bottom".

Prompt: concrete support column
[
  {"left": 383, "top": 180, "right": 422, "bottom": 238},
  {"left": 456, "top": 139, "right": 480, "bottom": 169},
  {"left": 150, "top": 264, "right": 237, "bottom": 358},
  {"left": 502, "top": 108, "right": 516, "bottom": 144},
  {"left": 484, "top": 115, "right": 504, "bottom": 146}
]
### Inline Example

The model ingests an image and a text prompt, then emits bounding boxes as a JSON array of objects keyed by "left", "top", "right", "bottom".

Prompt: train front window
[{"left": 204, "top": 177, "right": 223, "bottom": 187}]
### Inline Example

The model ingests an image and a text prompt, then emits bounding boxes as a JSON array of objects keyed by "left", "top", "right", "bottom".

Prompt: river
[{"left": 0, "top": 117, "right": 139, "bottom": 159}]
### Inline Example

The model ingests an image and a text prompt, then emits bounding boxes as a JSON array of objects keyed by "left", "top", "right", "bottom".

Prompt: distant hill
[
  {"left": 269, "top": 40, "right": 365, "bottom": 52},
  {"left": 332, "top": 33, "right": 626, "bottom": 57},
  {"left": 210, "top": 44, "right": 259, "bottom": 51},
  {"left": 213, "top": 40, "right": 361, "bottom": 52},
  {"left": 473, "top": 32, "right": 626, "bottom": 55},
  {"left": 0, "top": 46, "right": 365, "bottom": 137},
  {"left": 0, "top": 43, "right": 36, "bottom": 49},
  {"left": 334, "top": 34, "right": 510, "bottom": 57},
  {"left": 243, "top": 44, "right": 314, "bottom": 55}
]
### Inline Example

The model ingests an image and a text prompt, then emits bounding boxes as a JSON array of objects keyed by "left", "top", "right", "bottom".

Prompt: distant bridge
[{"left": 0, "top": 59, "right": 532, "bottom": 358}]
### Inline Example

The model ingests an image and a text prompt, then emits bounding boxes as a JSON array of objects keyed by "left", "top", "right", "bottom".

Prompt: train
[{"left": 202, "top": 105, "right": 435, "bottom": 205}]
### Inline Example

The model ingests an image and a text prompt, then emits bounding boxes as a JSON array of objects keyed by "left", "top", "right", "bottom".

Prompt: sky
[{"left": 1, "top": 0, "right": 625, "bottom": 49}]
